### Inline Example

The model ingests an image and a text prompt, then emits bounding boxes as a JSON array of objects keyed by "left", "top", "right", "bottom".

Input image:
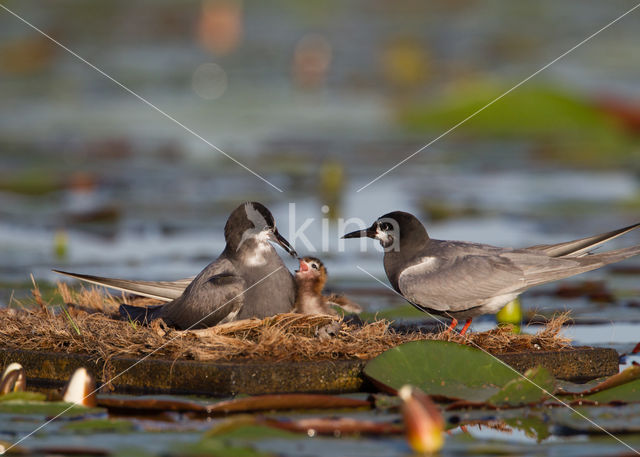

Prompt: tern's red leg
[
  {"left": 446, "top": 318, "right": 458, "bottom": 332},
  {"left": 459, "top": 319, "right": 472, "bottom": 336}
]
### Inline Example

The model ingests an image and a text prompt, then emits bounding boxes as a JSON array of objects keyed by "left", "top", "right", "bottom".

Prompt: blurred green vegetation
[
  {"left": 397, "top": 83, "right": 639, "bottom": 168},
  {"left": 0, "top": 169, "right": 61, "bottom": 196}
]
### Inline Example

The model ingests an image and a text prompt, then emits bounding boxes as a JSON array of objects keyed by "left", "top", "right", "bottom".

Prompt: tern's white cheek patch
[
  {"left": 245, "top": 232, "right": 272, "bottom": 266},
  {"left": 375, "top": 228, "right": 391, "bottom": 243}
]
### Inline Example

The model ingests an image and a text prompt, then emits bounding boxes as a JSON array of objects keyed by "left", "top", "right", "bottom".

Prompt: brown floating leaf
[
  {"left": 206, "top": 394, "right": 371, "bottom": 414},
  {"left": 97, "top": 396, "right": 208, "bottom": 413},
  {"left": 98, "top": 394, "right": 371, "bottom": 415}
]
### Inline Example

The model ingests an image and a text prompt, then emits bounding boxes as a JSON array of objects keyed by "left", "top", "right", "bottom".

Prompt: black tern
[
  {"left": 294, "top": 256, "right": 362, "bottom": 315},
  {"left": 55, "top": 202, "right": 297, "bottom": 329},
  {"left": 343, "top": 211, "right": 640, "bottom": 335}
]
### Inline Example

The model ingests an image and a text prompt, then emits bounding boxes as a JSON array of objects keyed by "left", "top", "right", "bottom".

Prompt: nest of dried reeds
[{"left": 0, "top": 283, "right": 571, "bottom": 364}]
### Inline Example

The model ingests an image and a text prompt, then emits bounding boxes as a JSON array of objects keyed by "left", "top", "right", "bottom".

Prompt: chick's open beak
[{"left": 298, "top": 259, "right": 309, "bottom": 272}]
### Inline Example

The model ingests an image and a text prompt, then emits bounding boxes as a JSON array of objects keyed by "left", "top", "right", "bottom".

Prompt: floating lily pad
[
  {"left": 580, "top": 364, "right": 640, "bottom": 396},
  {"left": 0, "top": 391, "right": 46, "bottom": 403},
  {"left": 364, "top": 340, "right": 552, "bottom": 406},
  {"left": 557, "top": 365, "right": 640, "bottom": 405},
  {"left": 488, "top": 367, "right": 555, "bottom": 407},
  {"left": 0, "top": 400, "right": 104, "bottom": 417},
  {"left": 581, "top": 380, "right": 640, "bottom": 404}
]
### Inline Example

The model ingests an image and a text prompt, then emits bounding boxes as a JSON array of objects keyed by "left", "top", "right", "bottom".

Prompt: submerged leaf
[
  {"left": 62, "top": 418, "right": 135, "bottom": 433},
  {"left": 206, "top": 416, "right": 298, "bottom": 440},
  {"left": 551, "top": 404, "right": 640, "bottom": 434},
  {"left": 180, "top": 437, "right": 273, "bottom": 457}
]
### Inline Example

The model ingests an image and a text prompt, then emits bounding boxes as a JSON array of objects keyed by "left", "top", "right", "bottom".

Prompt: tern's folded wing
[
  {"left": 525, "top": 222, "right": 640, "bottom": 258},
  {"left": 160, "top": 268, "right": 246, "bottom": 329},
  {"left": 397, "top": 255, "right": 524, "bottom": 312}
]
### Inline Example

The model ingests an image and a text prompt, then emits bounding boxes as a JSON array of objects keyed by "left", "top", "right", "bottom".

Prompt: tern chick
[{"left": 294, "top": 256, "right": 362, "bottom": 315}]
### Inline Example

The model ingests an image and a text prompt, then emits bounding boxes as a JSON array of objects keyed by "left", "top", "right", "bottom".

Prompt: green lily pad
[
  {"left": 364, "top": 340, "right": 553, "bottom": 406},
  {"left": 0, "top": 400, "right": 104, "bottom": 417},
  {"left": 488, "top": 367, "right": 555, "bottom": 407},
  {"left": 582, "top": 379, "right": 640, "bottom": 404},
  {"left": 0, "top": 392, "right": 47, "bottom": 403},
  {"left": 557, "top": 365, "right": 640, "bottom": 404},
  {"left": 364, "top": 340, "right": 512, "bottom": 401}
]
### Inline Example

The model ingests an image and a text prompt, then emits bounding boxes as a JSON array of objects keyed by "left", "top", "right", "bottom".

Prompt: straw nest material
[{"left": 0, "top": 283, "right": 572, "bottom": 364}]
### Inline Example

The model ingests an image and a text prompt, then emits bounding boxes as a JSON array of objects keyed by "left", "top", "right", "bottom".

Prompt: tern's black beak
[
  {"left": 342, "top": 226, "right": 376, "bottom": 239},
  {"left": 273, "top": 229, "right": 297, "bottom": 257}
]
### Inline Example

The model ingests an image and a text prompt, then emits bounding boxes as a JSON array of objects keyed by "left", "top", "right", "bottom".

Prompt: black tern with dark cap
[
  {"left": 343, "top": 211, "right": 640, "bottom": 335},
  {"left": 55, "top": 202, "right": 297, "bottom": 329}
]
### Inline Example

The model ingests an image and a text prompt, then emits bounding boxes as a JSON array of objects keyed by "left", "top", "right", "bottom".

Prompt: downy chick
[{"left": 294, "top": 256, "right": 362, "bottom": 315}]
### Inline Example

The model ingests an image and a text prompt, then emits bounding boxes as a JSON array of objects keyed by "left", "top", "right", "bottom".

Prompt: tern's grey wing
[
  {"left": 160, "top": 258, "right": 246, "bottom": 329},
  {"left": 397, "top": 255, "right": 524, "bottom": 312},
  {"left": 52, "top": 270, "right": 192, "bottom": 301},
  {"left": 525, "top": 222, "right": 640, "bottom": 258},
  {"left": 504, "top": 245, "right": 640, "bottom": 287}
]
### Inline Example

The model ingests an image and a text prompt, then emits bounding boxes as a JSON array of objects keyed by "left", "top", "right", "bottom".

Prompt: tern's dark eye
[
  {"left": 311, "top": 263, "right": 318, "bottom": 270},
  {"left": 379, "top": 222, "right": 393, "bottom": 231}
]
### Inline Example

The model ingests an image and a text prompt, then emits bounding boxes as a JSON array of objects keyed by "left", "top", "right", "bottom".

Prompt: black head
[
  {"left": 224, "top": 202, "right": 297, "bottom": 257},
  {"left": 342, "top": 211, "right": 428, "bottom": 252}
]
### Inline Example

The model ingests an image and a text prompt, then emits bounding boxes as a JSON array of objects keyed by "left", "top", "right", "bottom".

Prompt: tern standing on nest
[
  {"left": 55, "top": 202, "right": 297, "bottom": 329},
  {"left": 343, "top": 211, "right": 640, "bottom": 335}
]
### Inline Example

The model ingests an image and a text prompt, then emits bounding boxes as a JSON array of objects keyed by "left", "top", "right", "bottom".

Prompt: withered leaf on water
[{"left": 98, "top": 393, "right": 371, "bottom": 415}]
